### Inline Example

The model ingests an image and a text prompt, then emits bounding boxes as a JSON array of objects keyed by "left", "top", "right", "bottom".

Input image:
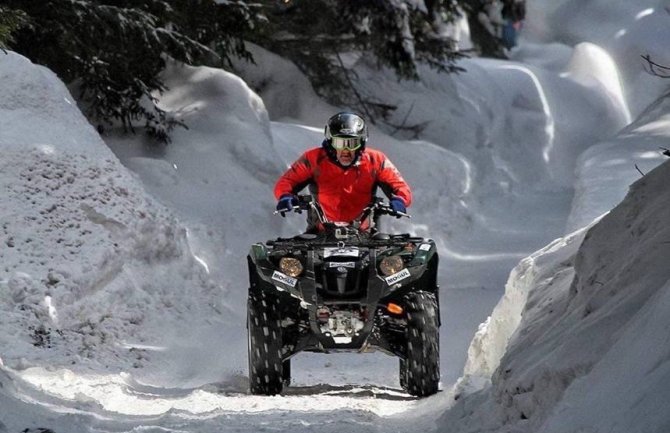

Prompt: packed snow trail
[{"left": 2, "top": 364, "right": 454, "bottom": 433}]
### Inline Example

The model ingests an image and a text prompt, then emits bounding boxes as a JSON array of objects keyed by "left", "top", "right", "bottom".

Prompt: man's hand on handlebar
[
  {"left": 275, "top": 194, "right": 300, "bottom": 217},
  {"left": 365, "top": 199, "right": 410, "bottom": 219},
  {"left": 389, "top": 198, "right": 407, "bottom": 218}
]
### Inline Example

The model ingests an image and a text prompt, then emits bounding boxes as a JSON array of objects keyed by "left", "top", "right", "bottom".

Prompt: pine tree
[
  {"left": 5, "top": 0, "right": 260, "bottom": 143},
  {"left": 0, "top": 6, "right": 27, "bottom": 50},
  {"left": 249, "top": 0, "right": 466, "bottom": 124},
  {"left": 5, "top": 1, "right": 468, "bottom": 142}
]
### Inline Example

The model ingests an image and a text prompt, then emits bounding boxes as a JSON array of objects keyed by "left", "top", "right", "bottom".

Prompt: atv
[{"left": 246, "top": 195, "right": 440, "bottom": 397}]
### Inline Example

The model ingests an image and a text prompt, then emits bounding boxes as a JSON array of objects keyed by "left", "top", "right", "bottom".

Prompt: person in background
[
  {"left": 501, "top": 0, "right": 526, "bottom": 50},
  {"left": 274, "top": 112, "right": 412, "bottom": 233}
]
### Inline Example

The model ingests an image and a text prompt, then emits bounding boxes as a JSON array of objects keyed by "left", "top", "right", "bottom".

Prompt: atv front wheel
[
  {"left": 404, "top": 291, "right": 440, "bottom": 397},
  {"left": 247, "top": 292, "right": 284, "bottom": 395},
  {"left": 399, "top": 358, "right": 408, "bottom": 390}
]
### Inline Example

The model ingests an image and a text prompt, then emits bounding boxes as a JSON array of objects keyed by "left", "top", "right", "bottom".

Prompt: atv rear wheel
[
  {"left": 282, "top": 359, "right": 291, "bottom": 387},
  {"left": 247, "top": 292, "right": 284, "bottom": 395},
  {"left": 404, "top": 291, "right": 440, "bottom": 397}
]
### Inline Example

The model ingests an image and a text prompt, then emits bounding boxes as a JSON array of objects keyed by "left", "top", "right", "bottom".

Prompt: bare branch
[
  {"left": 386, "top": 102, "right": 429, "bottom": 138},
  {"left": 335, "top": 52, "right": 375, "bottom": 123},
  {"left": 391, "top": 102, "right": 416, "bottom": 135},
  {"left": 635, "top": 164, "right": 646, "bottom": 177},
  {"left": 641, "top": 54, "right": 670, "bottom": 78}
]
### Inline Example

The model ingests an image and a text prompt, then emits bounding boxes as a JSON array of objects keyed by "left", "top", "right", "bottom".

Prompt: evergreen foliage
[
  {"left": 4, "top": 0, "right": 468, "bottom": 142},
  {"left": 250, "top": 0, "right": 466, "bottom": 124},
  {"left": 0, "top": 6, "right": 27, "bottom": 50},
  {"left": 4, "top": 0, "right": 260, "bottom": 143}
]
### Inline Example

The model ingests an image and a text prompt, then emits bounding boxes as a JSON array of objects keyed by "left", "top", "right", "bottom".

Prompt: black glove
[
  {"left": 276, "top": 194, "right": 299, "bottom": 216},
  {"left": 390, "top": 198, "right": 406, "bottom": 216}
]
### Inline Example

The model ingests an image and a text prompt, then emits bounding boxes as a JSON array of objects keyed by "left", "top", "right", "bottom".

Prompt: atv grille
[{"left": 316, "top": 265, "right": 368, "bottom": 299}]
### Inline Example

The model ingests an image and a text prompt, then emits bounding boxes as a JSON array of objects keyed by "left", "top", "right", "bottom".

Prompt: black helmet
[{"left": 323, "top": 112, "right": 368, "bottom": 166}]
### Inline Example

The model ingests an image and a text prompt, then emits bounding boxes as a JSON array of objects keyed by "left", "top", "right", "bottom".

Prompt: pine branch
[{"left": 6, "top": 0, "right": 259, "bottom": 143}]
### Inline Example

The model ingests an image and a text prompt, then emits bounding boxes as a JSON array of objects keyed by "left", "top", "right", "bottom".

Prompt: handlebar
[
  {"left": 365, "top": 201, "right": 411, "bottom": 219},
  {"left": 272, "top": 199, "right": 311, "bottom": 217},
  {"left": 273, "top": 195, "right": 410, "bottom": 221}
]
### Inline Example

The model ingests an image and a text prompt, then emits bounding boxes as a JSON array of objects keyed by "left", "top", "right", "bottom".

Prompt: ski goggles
[{"left": 331, "top": 136, "right": 362, "bottom": 151}]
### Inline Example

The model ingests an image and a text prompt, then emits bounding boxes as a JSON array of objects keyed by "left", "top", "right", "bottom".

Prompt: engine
[{"left": 316, "top": 305, "right": 366, "bottom": 343}]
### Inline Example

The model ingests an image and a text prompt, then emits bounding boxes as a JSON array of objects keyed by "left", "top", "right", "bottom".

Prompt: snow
[
  {"left": 566, "top": 90, "right": 670, "bottom": 232},
  {"left": 563, "top": 42, "right": 631, "bottom": 125},
  {"left": 443, "top": 159, "right": 670, "bottom": 433},
  {"left": 523, "top": 0, "right": 670, "bottom": 115},
  {"left": 462, "top": 227, "right": 587, "bottom": 380},
  {"left": 0, "top": 53, "right": 232, "bottom": 390},
  {"left": 2, "top": 1, "right": 670, "bottom": 431}
]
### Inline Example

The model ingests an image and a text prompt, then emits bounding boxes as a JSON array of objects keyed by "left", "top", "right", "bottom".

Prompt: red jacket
[{"left": 274, "top": 147, "right": 412, "bottom": 223}]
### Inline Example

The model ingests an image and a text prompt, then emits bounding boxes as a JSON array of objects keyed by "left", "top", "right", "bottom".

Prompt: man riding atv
[
  {"left": 275, "top": 112, "right": 412, "bottom": 232},
  {"left": 247, "top": 113, "right": 440, "bottom": 397}
]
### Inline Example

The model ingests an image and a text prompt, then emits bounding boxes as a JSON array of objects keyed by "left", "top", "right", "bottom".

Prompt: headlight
[
  {"left": 379, "top": 255, "right": 404, "bottom": 276},
  {"left": 279, "top": 257, "right": 303, "bottom": 277}
]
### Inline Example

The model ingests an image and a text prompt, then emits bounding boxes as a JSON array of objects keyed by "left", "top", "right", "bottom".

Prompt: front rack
[{"left": 267, "top": 233, "right": 424, "bottom": 250}]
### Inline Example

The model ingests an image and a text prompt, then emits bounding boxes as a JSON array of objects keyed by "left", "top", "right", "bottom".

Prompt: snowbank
[
  {"left": 563, "top": 42, "right": 631, "bottom": 124},
  {"left": 439, "top": 137, "right": 670, "bottom": 432},
  {"left": 0, "top": 52, "right": 105, "bottom": 154},
  {"left": 231, "top": 43, "right": 338, "bottom": 126},
  {"left": 524, "top": 0, "right": 670, "bottom": 115},
  {"left": 567, "top": 92, "right": 670, "bottom": 231},
  {"left": 106, "top": 60, "right": 287, "bottom": 248},
  {"left": 0, "top": 52, "right": 223, "bottom": 379},
  {"left": 461, "top": 227, "right": 586, "bottom": 382},
  {"left": 103, "top": 60, "right": 298, "bottom": 382}
]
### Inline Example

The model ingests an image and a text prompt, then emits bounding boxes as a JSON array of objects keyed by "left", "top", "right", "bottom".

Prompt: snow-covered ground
[
  {"left": 442, "top": 159, "right": 670, "bottom": 433},
  {"left": 1, "top": 2, "right": 670, "bottom": 432}
]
